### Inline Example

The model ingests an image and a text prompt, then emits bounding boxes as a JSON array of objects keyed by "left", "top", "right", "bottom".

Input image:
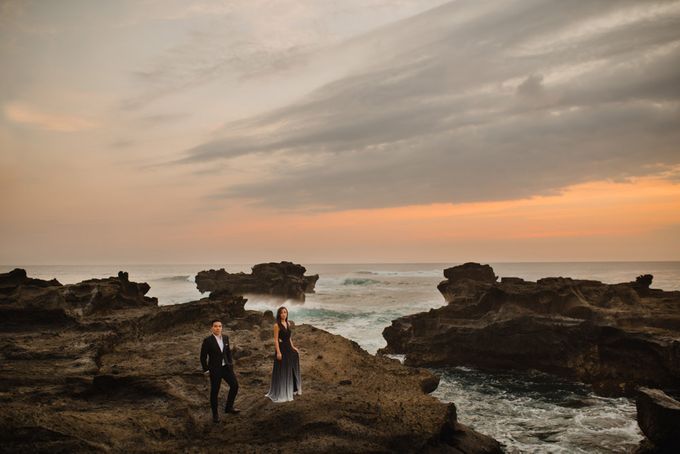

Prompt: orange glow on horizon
[
  {"left": 9, "top": 169, "right": 674, "bottom": 264},
  {"left": 195, "top": 172, "right": 680, "bottom": 245}
]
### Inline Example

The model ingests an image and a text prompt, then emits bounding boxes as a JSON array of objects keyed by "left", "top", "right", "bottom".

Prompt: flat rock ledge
[
  {"left": 0, "top": 269, "right": 501, "bottom": 453},
  {"left": 195, "top": 261, "right": 319, "bottom": 302},
  {"left": 380, "top": 262, "right": 680, "bottom": 397}
]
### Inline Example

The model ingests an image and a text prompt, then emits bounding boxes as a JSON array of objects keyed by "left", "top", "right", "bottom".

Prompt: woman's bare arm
[{"left": 273, "top": 323, "right": 282, "bottom": 360}]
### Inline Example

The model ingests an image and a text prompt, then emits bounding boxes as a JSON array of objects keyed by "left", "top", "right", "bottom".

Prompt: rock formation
[
  {"left": 0, "top": 269, "right": 501, "bottom": 453},
  {"left": 195, "top": 261, "right": 319, "bottom": 302},
  {"left": 634, "top": 388, "right": 680, "bottom": 453},
  {"left": 381, "top": 262, "right": 680, "bottom": 396},
  {"left": 0, "top": 268, "right": 157, "bottom": 323}
]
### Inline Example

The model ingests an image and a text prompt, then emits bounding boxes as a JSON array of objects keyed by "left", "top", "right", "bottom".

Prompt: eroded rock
[
  {"left": 381, "top": 262, "right": 680, "bottom": 396},
  {"left": 0, "top": 268, "right": 157, "bottom": 325},
  {"left": 195, "top": 261, "right": 319, "bottom": 302}
]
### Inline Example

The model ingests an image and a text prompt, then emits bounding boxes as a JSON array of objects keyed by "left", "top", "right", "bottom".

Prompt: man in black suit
[{"left": 200, "top": 319, "right": 240, "bottom": 422}]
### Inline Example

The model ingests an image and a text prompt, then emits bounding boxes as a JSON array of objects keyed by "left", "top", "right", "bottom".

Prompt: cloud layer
[{"left": 180, "top": 0, "right": 680, "bottom": 210}]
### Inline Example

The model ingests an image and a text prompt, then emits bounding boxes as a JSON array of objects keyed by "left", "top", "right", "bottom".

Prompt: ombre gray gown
[{"left": 265, "top": 322, "right": 301, "bottom": 402}]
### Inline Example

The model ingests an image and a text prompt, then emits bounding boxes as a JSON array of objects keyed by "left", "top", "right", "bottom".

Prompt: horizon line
[{"left": 3, "top": 259, "right": 680, "bottom": 267}]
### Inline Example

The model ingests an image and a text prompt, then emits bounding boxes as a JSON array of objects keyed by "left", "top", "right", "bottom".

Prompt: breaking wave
[{"left": 342, "top": 278, "right": 380, "bottom": 286}]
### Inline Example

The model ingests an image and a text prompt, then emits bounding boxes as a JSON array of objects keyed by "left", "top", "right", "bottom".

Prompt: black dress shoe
[
  {"left": 212, "top": 416, "right": 220, "bottom": 423},
  {"left": 224, "top": 407, "right": 241, "bottom": 414}
]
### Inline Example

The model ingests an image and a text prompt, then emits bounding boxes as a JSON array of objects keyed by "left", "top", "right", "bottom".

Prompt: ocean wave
[
  {"left": 430, "top": 366, "right": 641, "bottom": 453},
  {"left": 342, "top": 278, "right": 380, "bottom": 286},
  {"left": 361, "top": 270, "right": 443, "bottom": 277},
  {"left": 152, "top": 275, "right": 193, "bottom": 282},
  {"left": 385, "top": 354, "right": 406, "bottom": 364},
  {"left": 244, "top": 297, "right": 327, "bottom": 311}
]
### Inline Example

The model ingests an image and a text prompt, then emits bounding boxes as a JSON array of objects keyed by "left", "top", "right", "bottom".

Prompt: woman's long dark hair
[{"left": 276, "top": 306, "right": 290, "bottom": 330}]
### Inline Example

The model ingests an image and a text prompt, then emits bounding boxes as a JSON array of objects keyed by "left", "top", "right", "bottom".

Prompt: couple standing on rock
[{"left": 199, "top": 306, "right": 302, "bottom": 423}]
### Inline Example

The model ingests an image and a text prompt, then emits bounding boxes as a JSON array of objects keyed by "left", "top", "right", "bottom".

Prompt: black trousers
[{"left": 209, "top": 365, "right": 239, "bottom": 416}]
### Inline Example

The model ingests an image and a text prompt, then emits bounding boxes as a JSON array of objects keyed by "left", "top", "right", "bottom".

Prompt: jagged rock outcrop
[
  {"left": 0, "top": 268, "right": 158, "bottom": 322},
  {"left": 195, "top": 261, "right": 319, "bottom": 302},
  {"left": 634, "top": 388, "right": 680, "bottom": 453},
  {"left": 381, "top": 262, "right": 680, "bottom": 396},
  {"left": 0, "top": 270, "right": 501, "bottom": 453}
]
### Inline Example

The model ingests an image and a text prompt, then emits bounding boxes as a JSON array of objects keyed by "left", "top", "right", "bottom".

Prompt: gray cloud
[
  {"left": 121, "top": 0, "right": 450, "bottom": 111},
  {"left": 517, "top": 75, "right": 544, "bottom": 98},
  {"left": 178, "top": 0, "right": 680, "bottom": 210}
]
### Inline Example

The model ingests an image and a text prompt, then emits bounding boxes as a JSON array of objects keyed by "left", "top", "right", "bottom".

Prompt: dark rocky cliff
[{"left": 381, "top": 262, "right": 680, "bottom": 397}]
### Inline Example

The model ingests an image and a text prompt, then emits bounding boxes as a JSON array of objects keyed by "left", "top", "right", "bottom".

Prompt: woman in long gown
[{"left": 265, "top": 306, "right": 302, "bottom": 402}]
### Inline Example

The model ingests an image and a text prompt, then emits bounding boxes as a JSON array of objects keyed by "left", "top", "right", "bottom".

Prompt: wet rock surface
[
  {"left": 195, "top": 261, "right": 319, "bottom": 302},
  {"left": 0, "top": 269, "right": 500, "bottom": 453},
  {"left": 381, "top": 262, "right": 680, "bottom": 396}
]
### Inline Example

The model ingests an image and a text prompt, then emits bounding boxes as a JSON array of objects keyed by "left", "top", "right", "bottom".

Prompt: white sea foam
[
  {"left": 430, "top": 367, "right": 642, "bottom": 453},
  {"left": 342, "top": 278, "right": 381, "bottom": 286}
]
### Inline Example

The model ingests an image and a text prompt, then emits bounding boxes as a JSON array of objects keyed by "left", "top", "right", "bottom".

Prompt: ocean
[{"left": 5, "top": 261, "right": 679, "bottom": 452}]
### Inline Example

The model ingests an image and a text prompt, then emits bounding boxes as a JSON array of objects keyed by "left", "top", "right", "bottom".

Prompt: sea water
[{"left": 5, "top": 261, "right": 680, "bottom": 452}]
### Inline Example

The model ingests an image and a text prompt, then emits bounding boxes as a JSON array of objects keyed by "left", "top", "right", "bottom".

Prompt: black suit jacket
[{"left": 200, "top": 334, "right": 234, "bottom": 371}]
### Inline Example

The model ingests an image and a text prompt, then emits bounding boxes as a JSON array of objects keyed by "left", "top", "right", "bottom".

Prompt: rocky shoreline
[
  {"left": 0, "top": 268, "right": 501, "bottom": 453},
  {"left": 380, "top": 262, "right": 680, "bottom": 397}
]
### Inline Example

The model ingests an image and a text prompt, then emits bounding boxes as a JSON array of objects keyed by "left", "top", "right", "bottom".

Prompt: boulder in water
[
  {"left": 635, "top": 388, "right": 680, "bottom": 453},
  {"left": 195, "top": 261, "right": 319, "bottom": 301}
]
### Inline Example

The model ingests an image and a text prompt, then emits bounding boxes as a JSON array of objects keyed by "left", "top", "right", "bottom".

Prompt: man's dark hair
[{"left": 211, "top": 319, "right": 222, "bottom": 326}]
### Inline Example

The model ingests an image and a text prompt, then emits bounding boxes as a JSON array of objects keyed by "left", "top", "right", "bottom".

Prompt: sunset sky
[{"left": 1, "top": 0, "right": 680, "bottom": 264}]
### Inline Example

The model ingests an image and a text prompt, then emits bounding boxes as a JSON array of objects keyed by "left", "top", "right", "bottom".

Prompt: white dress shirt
[{"left": 214, "top": 334, "right": 226, "bottom": 366}]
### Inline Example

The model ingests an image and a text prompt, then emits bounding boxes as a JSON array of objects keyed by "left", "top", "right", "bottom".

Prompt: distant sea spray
[{"left": 342, "top": 278, "right": 381, "bottom": 286}]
